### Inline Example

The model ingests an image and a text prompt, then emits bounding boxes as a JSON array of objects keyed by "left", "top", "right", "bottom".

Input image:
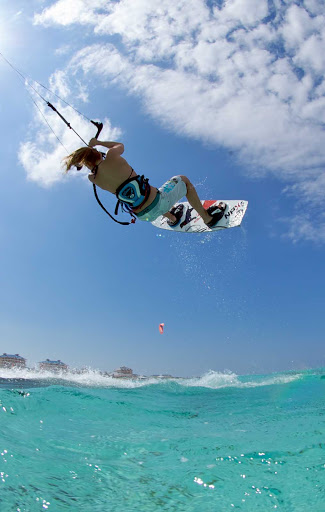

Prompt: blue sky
[{"left": 0, "top": 0, "right": 324, "bottom": 377}]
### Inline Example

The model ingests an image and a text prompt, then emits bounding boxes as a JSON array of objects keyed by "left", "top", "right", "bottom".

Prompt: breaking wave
[
  {"left": 181, "top": 370, "right": 302, "bottom": 389},
  {"left": 0, "top": 367, "right": 307, "bottom": 390}
]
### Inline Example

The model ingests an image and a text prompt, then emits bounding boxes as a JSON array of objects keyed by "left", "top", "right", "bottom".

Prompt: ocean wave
[
  {"left": 0, "top": 367, "right": 304, "bottom": 390},
  {"left": 0, "top": 367, "right": 161, "bottom": 389},
  {"left": 179, "top": 370, "right": 302, "bottom": 389}
]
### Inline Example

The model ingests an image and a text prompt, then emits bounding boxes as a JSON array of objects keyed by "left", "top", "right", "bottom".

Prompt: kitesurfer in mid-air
[{"left": 63, "top": 138, "right": 226, "bottom": 227}]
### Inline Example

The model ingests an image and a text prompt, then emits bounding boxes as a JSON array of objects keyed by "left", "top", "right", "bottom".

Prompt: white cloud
[
  {"left": 54, "top": 44, "right": 71, "bottom": 56},
  {"left": 49, "top": 70, "right": 71, "bottom": 98},
  {"left": 285, "top": 172, "right": 325, "bottom": 203},
  {"left": 221, "top": 0, "right": 269, "bottom": 27},
  {"left": 19, "top": 95, "right": 121, "bottom": 187},
  {"left": 30, "top": 0, "right": 325, "bottom": 241},
  {"left": 294, "top": 32, "right": 325, "bottom": 74},
  {"left": 34, "top": 0, "right": 109, "bottom": 26},
  {"left": 284, "top": 214, "right": 325, "bottom": 244},
  {"left": 281, "top": 4, "right": 315, "bottom": 50},
  {"left": 304, "top": 0, "right": 324, "bottom": 16}
]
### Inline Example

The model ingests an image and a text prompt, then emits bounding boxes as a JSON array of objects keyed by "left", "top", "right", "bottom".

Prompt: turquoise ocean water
[{"left": 0, "top": 368, "right": 324, "bottom": 511}]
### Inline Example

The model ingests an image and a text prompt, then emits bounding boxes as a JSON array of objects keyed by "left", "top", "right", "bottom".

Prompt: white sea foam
[
  {"left": 180, "top": 370, "right": 241, "bottom": 389},
  {"left": 240, "top": 374, "right": 302, "bottom": 388},
  {"left": 0, "top": 368, "right": 302, "bottom": 389},
  {"left": 181, "top": 370, "right": 301, "bottom": 389},
  {"left": 0, "top": 367, "right": 161, "bottom": 388}
]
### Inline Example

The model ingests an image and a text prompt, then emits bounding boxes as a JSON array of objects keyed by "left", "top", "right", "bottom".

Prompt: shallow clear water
[{"left": 0, "top": 369, "right": 324, "bottom": 511}]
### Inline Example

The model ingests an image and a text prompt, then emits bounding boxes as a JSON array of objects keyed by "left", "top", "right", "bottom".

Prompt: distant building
[
  {"left": 111, "top": 366, "right": 137, "bottom": 379},
  {"left": 0, "top": 353, "right": 26, "bottom": 369},
  {"left": 38, "top": 359, "right": 68, "bottom": 372}
]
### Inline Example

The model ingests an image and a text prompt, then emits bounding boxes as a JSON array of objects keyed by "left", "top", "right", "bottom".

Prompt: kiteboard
[{"left": 151, "top": 200, "right": 248, "bottom": 233}]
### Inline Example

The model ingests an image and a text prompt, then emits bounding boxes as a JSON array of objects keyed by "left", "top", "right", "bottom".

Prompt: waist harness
[{"left": 115, "top": 174, "right": 151, "bottom": 216}]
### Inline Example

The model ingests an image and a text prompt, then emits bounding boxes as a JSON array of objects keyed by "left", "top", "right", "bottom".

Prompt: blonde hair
[{"left": 63, "top": 147, "right": 100, "bottom": 172}]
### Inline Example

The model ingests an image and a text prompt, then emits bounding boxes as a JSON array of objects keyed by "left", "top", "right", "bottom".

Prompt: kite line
[{"left": 0, "top": 52, "right": 133, "bottom": 225}]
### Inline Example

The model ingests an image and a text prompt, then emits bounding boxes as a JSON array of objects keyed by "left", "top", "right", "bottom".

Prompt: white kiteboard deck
[{"left": 151, "top": 200, "right": 248, "bottom": 233}]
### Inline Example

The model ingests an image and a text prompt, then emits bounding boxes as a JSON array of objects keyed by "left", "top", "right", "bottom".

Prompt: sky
[{"left": 0, "top": 0, "right": 324, "bottom": 377}]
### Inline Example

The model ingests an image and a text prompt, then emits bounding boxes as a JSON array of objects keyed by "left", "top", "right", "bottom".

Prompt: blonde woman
[{"left": 64, "top": 138, "right": 226, "bottom": 227}]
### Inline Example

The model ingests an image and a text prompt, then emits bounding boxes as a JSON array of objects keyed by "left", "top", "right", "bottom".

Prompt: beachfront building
[
  {"left": 38, "top": 359, "right": 68, "bottom": 372},
  {"left": 0, "top": 353, "right": 27, "bottom": 369},
  {"left": 111, "top": 366, "right": 137, "bottom": 379}
]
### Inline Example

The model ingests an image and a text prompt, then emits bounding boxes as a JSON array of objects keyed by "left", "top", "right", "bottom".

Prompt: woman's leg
[
  {"left": 161, "top": 175, "right": 216, "bottom": 224},
  {"left": 178, "top": 175, "right": 212, "bottom": 224}
]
